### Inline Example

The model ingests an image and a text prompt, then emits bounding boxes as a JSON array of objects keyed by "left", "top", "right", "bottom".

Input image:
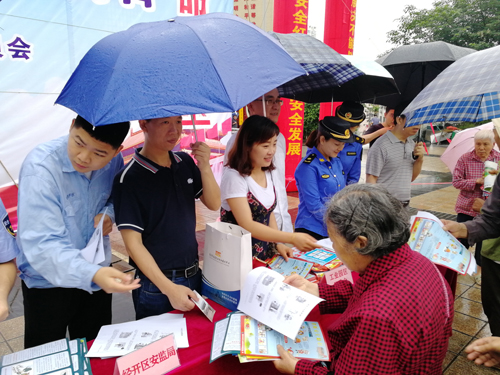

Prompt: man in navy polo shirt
[{"left": 112, "top": 116, "right": 220, "bottom": 319}]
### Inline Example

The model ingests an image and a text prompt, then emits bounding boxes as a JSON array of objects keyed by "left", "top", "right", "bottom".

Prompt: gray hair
[
  {"left": 324, "top": 184, "right": 410, "bottom": 259},
  {"left": 474, "top": 129, "right": 494, "bottom": 143}
]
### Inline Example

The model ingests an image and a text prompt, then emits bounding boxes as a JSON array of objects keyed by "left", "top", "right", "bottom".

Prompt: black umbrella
[{"left": 375, "top": 41, "right": 476, "bottom": 108}]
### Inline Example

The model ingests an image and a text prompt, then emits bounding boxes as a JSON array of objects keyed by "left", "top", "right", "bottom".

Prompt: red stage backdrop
[
  {"left": 319, "top": 0, "right": 357, "bottom": 120},
  {"left": 273, "top": 0, "right": 309, "bottom": 191}
]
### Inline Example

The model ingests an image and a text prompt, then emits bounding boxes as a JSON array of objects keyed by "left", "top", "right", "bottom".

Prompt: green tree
[
  {"left": 303, "top": 103, "right": 320, "bottom": 141},
  {"left": 386, "top": 0, "right": 500, "bottom": 51}
]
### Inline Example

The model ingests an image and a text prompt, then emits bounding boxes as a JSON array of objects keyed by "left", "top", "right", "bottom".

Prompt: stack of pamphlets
[
  {"left": 210, "top": 267, "right": 329, "bottom": 364},
  {"left": 409, "top": 211, "right": 477, "bottom": 275},
  {"left": 0, "top": 338, "right": 91, "bottom": 375}
]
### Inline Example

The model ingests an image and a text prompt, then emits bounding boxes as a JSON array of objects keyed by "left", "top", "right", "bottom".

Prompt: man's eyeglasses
[{"left": 255, "top": 98, "right": 284, "bottom": 106}]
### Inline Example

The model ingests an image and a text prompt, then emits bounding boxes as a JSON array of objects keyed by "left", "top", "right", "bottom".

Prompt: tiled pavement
[{"left": 2, "top": 144, "right": 499, "bottom": 373}]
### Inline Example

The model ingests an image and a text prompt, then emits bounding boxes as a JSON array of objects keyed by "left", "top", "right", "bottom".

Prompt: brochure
[
  {"left": 241, "top": 316, "right": 330, "bottom": 361},
  {"left": 191, "top": 290, "right": 216, "bottom": 322},
  {"left": 267, "top": 255, "right": 313, "bottom": 278},
  {"left": 0, "top": 338, "right": 89, "bottom": 375},
  {"left": 409, "top": 211, "right": 476, "bottom": 275},
  {"left": 296, "top": 248, "right": 337, "bottom": 266},
  {"left": 237, "top": 267, "right": 324, "bottom": 339}
]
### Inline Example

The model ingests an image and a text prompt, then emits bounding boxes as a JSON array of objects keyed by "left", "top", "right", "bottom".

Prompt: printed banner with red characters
[
  {"left": 273, "top": 0, "right": 309, "bottom": 191},
  {"left": 319, "top": 0, "right": 357, "bottom": 119}
]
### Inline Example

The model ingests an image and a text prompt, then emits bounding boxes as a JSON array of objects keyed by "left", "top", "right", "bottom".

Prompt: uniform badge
[
  {"left": 321, "top": 174, "right": 330, "bottom": 179},
  {"left": 2, "top": 214, "right": 15, "bottom": 238},
  {"left": 346, "top": 152, "right": 357, "bottom": 156},
  {"left": 345, "top": 112, "right": 352, "bottom": 119}
]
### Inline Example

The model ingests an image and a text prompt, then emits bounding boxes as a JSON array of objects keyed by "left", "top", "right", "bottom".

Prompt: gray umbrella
[{"left": 375, "top": 41, "right": 476, "bottom": 108}]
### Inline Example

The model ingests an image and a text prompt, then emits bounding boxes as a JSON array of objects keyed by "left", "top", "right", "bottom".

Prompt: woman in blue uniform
[
  {"left": 336, "top": 101, "right": 366, "bottom": 185},
  {"left": 294, "top": 116, "right": 355, "bottom": 240}
]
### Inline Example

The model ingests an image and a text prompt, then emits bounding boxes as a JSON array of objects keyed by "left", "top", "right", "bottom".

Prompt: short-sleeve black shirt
[
  {"left": 112, "top": 149, "right": 203, "bottom": 270},
  {"left": 364, "top": 123, "right": 385, "bottom": 147}
]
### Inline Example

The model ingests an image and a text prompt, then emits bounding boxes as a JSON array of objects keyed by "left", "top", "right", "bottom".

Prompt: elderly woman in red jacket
[
  {"left": 452, "top": 129, "right": 500, "bottom": 277},
  {"left": 274, "top": 184, "right": 453, "bottom": 375}
]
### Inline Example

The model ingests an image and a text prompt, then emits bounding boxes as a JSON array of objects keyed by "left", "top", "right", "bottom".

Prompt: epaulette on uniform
[
  {"left": 355, "top": 136, "right": 365, "bottom": 144},
  {"left": 303, "top": 153, "right": 316, "bottom": 164}
]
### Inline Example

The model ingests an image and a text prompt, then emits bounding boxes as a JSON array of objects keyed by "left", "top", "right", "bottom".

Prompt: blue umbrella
[
  {"left": 403, "top": 45, "right": 500, "bottom": 127},
  {"left": 55, "top": 13, "right": 306, "bottom": 126}
]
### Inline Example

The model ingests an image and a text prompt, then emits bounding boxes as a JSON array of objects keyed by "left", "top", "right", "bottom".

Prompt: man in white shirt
[{"left": 224, "top": 88, "right": 293, "bottom": 232}]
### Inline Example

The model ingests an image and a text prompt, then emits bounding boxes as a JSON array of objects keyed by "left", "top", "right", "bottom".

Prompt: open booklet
[
  {"left": 237, "top": 267, "right": 323, "bottom": 340},
  {"left": 409, "top": 211, "right": 477, "bottom": 275},
  {"left": 241, "top": 315, "right": 329, "bottom": 361},
  {"left": 209, "top": 312, "right": 329, "bottom": 364}
]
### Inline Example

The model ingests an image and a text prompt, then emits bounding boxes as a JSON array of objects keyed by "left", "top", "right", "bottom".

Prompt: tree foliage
[
  {"left": 387, "top": 0, "right": 500, "bottom": 51},
  {"left": 303, "top": 102, "right": 320, "bottom": 141}
]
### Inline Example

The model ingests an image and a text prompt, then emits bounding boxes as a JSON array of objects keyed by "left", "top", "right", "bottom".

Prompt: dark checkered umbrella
[{"left": 270, "top": 32, "right": 399, "bottom": 104}]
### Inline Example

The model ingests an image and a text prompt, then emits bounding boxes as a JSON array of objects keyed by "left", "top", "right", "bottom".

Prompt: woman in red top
[
  {"left": 273, "top": 184, "right": 453, "bottom": 375},
  {"left": 453, "top": 129, "right": 500, "bottom": 272}
]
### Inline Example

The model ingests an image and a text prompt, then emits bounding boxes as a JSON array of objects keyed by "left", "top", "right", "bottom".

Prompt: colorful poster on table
[{"left": 273, "top": 0, "right": 309, "bottom": 191}]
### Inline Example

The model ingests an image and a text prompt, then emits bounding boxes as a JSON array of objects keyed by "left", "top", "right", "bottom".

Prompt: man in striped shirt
[
  {"left": 112, "top": 116, "right": 220, "bottom": 319},
  {"left": 365, "top": 104, "right": 424, "bottom": 207}
]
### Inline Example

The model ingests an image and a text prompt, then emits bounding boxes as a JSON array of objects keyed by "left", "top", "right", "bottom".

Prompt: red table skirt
[{"left": 89, "top": 301, "right": 340, "bottom": 375}]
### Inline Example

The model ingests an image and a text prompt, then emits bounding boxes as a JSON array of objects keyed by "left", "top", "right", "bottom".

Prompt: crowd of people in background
[{"left": 1, "top": 89, "right": 500, "bottom": 373}]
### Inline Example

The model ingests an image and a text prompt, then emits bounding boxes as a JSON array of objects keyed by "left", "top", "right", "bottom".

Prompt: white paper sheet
[
  {"left": 1, "top": 339, "right": 68, "bottom": 366},
  {"left": 81, "top": 208, "right": 107, "bottom": 264},
  {"left": 86, "top": 314, "right": 188, "bottom": 358}
]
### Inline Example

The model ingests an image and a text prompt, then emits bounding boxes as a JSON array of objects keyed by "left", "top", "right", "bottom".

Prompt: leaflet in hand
[
  {"left": 241, "top": 316, "right": 329, "bottom": 361},
  {"left": 191, "top": 290, "right": 216, "bottom": 322},
  {"left": 81, "top": 207, "right": 107, "bottom": 265},
  {"left": 409, "top": 211, "right": 476, "bottom": 275},
  {"left": 237, "top": 267, "right": 323, "bottom": 339}
]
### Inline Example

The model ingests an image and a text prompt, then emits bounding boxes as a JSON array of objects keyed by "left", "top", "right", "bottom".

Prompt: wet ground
[{"left": 2, "top": 144, "right": 498, "bottom": 373}]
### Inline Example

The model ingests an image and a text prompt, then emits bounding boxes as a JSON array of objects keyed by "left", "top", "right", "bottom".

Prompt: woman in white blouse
[{"left": 221, "top": 115, "right": 317, "bottom": 261}]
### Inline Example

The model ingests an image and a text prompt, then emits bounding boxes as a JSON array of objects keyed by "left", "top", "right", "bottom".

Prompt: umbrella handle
[{"left": 191, "top": 114, "right": 198, "bottom": 143}]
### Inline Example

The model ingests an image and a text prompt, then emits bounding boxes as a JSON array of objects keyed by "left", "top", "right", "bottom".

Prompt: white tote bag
[{"left": 201, "top": 222, "right": 252, "bottom": 310}]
